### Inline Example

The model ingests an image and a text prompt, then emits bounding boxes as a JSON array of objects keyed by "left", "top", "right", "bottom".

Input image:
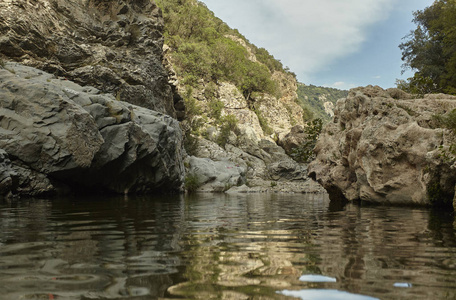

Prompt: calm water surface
[{"left": 0, "top": 193, "right": 455, "bottom": 299}]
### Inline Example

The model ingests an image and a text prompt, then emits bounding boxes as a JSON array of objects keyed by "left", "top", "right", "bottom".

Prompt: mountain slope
[
  {"left": 159, "top": 0, "right": 306, "bottom": 144},
  {"left": 297, "top": 83, "right": 348, "bottom": 122}
]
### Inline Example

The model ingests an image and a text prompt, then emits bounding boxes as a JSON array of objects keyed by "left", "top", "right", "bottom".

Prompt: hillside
[
  {"left": 158, "top": 0, "right": 323, "bottom": 193},
  {"left": 158, "top": 0, "right": 306, "bottom": 143},
  {"left": 297, "top": 83, "right": 348, "bottom": 122}
]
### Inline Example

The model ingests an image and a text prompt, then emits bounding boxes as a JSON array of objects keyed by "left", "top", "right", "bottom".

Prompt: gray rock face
[
  {"left": 186, "top": 156, "right": 245, "bottom": 193},
  {"left": 308, "top": 86, "right": 456, "bottom": 207},
  {"left": 0, "top": 63, "right": 184, "bottom": 197},
  {"left": 0, "top": 0, "right": 178, "bottom": 117}
]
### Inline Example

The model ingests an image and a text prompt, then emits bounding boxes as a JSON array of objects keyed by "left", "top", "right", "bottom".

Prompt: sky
[{"left": 199, "top": 0, "right": 435, "bottom": 90}]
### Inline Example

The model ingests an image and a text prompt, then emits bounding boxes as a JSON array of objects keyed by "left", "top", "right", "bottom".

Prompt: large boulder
[
  {"left": 0, "top": 63, "right": 185, "bottom": 197},
  {"left": 0, "top": 0, "right": 180, "bottom": 117},
  {"left": 186, "top": 156, "right": 246, "bottom": 193},
  {"left": 308, "top": 86, "right": 456, "bottom": 207}
]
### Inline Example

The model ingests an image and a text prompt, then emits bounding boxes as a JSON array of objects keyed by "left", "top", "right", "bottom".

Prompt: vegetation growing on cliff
[
  {"left": 158, "top": 0, "right": 290, "bottom": 99},
  {"left": 399, "top": 0, "right": 456, "bottom": 95},
  {"left": 291, "top": 118, "right": 323, "bottom": 163}
]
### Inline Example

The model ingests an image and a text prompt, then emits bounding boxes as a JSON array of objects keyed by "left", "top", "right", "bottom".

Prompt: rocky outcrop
[
  {"left": 308, "top": 86, "right": 456, "bottom": 207},
  {"left": 192, "top": 138, "right": 324, "bottom": 194},
  {"left": 0, "top": 0, "right": 180, "bottom": 117},
  {"left": 0, "top": 63, "right": 184, "bottom": 197}
]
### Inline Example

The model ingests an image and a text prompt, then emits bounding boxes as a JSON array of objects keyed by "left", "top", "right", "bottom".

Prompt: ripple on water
[{"left": 1, "top": 194, "right": 456, "bottom": 299}]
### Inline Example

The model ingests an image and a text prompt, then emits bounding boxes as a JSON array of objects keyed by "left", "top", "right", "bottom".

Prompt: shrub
[
  {"left": 254, "top": 109, "right": 273, "bottom": 135},
  {"left": 182, "top": 86, "right": 204, "bottom": 155},
  {"left": 208, "top": 98, "right": 224, "bottom": 121},
  {"left": 161, "top": 0, "right": 285, "bottom": 98},
  {"left": 291, "top": 118, "right": 323, "bottom": 163},
  {"left": 438, "top": 109, "right": 456, "bottom": 133},
  {"left": 434, "top": 109, "right": 456, "bottom": 162},
  {"left": 216, "top": 114, "right": 238, "bottom": 148},
  {"left": 185, "top": 173, "right": 201, "bottom": 193},
  {"left": 204, "top": 81, "right": 218, "bottom": 100}
]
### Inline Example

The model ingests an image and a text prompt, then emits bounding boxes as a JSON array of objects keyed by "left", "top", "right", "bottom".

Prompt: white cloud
[
  {"left": 201, "top": 0, "right": 395, "bottom": 83},
  {"left": 326, "top": 81, "right": 357, "bottom": 90},
  {"left": 332, "top": 81, "right": 346, "bottom": 87}
]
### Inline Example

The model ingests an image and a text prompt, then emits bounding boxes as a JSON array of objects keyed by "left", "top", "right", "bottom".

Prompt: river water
[{"left": 0, "top": 193, "right": 455, "bottom": 300}]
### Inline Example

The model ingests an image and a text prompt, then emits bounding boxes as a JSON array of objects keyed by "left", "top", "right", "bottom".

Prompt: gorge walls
[{"left": 0, "top": 0, "right": 186, "bottom": 196}]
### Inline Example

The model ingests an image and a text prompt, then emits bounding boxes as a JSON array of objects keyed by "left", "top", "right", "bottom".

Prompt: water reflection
[
  {"left": 0, "top": 194, "right": 455, "bottom": 299},
  {"left": 279, "top": 289, "right": 379, "bottom": 300},
  {"left": 299, "top": 274, "right": 337, "bottom": 282}
]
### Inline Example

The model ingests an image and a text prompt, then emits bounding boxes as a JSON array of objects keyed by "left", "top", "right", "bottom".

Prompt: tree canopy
[{"left": 399, "top": 0, "right": 456, "bottom": 94}]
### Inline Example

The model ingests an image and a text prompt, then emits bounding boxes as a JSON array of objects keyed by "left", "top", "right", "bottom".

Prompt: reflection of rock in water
[
  {"left": 1, "top": 195, "right": 456, "bottom": 299},
  {"left": 0, "top": 196, "right": 185, "bottom": 299},
  {"left": 167, "top": 194, "right": 456, "bottom": 300},
  {"left": 167, "top": 194, "right": 330, "bottom": 298}
]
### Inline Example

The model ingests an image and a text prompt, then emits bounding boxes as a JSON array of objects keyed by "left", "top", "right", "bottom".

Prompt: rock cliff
[
  {"left": 308, "top": 86, "right": 456, "bottom": 207},
  {"left": 0, "top": 63, "right": 184, "bottom": 197},
  {"left": 0, "top": 0, "right": 180, "bottom": 117},
  {"left": 0, "top": 0, "right": 187, "bottom": 197},
  {"left": 163, "top": 30, "right": 318, "bottom": 193}
]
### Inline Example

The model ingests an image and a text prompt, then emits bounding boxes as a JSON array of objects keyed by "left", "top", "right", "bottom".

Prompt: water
[{"left": 0, "top": 193, "right": 455, "bottom": 300}]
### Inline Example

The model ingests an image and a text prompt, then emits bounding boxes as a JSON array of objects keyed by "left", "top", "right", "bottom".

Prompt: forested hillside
[{"left": 296, "top": 84, "right": 348, "bottom": 121}]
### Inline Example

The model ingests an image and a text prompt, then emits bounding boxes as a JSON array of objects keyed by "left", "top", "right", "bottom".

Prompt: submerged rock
[
  {"left": 308, "top": 86, "right": 456, "bottom": 207},
  {"left": 0, "top": 63, "right": 184, "bottom": 197}
]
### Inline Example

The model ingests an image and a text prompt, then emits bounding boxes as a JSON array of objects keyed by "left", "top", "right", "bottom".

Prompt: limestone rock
[
  {"left": 0, "top": 63, "right": 184, "bottom": 196},
  {"left": 0, "top": 0, "right": 177, "bottom": 117},
  {"left": 308, "top": 85, "right": 456, "bottom": 206},
  {"left": 278, "top": 125, "right": 307, "bottom": 156}
]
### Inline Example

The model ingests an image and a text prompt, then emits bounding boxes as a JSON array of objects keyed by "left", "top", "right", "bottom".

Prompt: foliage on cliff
[
  {"left": 296, "top": 83, "right": 348, "bottom": 121},
  {"left": 398, "top": 0, "right": 456, "bottom": 95},
  {"left": 158, "top": 0, "right": 292, "bottom": 99},
  {"left": 290, "top": 118, "right": 323, "bottom": 163}
]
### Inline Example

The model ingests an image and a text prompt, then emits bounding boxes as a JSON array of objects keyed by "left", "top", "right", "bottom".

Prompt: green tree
[
  {"left": 399, "top": 0, "right": 456, "bottom": 94},
  {"left": 291, "top": 118, "right": 323, "bottom": 163}
]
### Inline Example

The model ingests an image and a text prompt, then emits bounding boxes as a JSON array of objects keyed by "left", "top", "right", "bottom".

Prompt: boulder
[
  {"left": 308, "top": 86, "right": 456, "bottom": 207},
  {"left": 186, "top": 156, "right": 246, "bottom": 193},
  {"left": 278, "top": 125, "right": 307, "bottom": 155},
  {"left": 0, "top": 63, "right": 185, "bottom": 196}
]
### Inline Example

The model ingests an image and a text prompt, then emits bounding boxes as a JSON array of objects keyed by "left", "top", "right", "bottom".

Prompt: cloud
[
  {"left": 201, "top": 0, "right": 395, "bottom": 83},
  {"left": 326, "top": 81, "right": 357, "bottom": 90},
  {"left": 332, "top": 81, "right": 346, "bottom": 87}
]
